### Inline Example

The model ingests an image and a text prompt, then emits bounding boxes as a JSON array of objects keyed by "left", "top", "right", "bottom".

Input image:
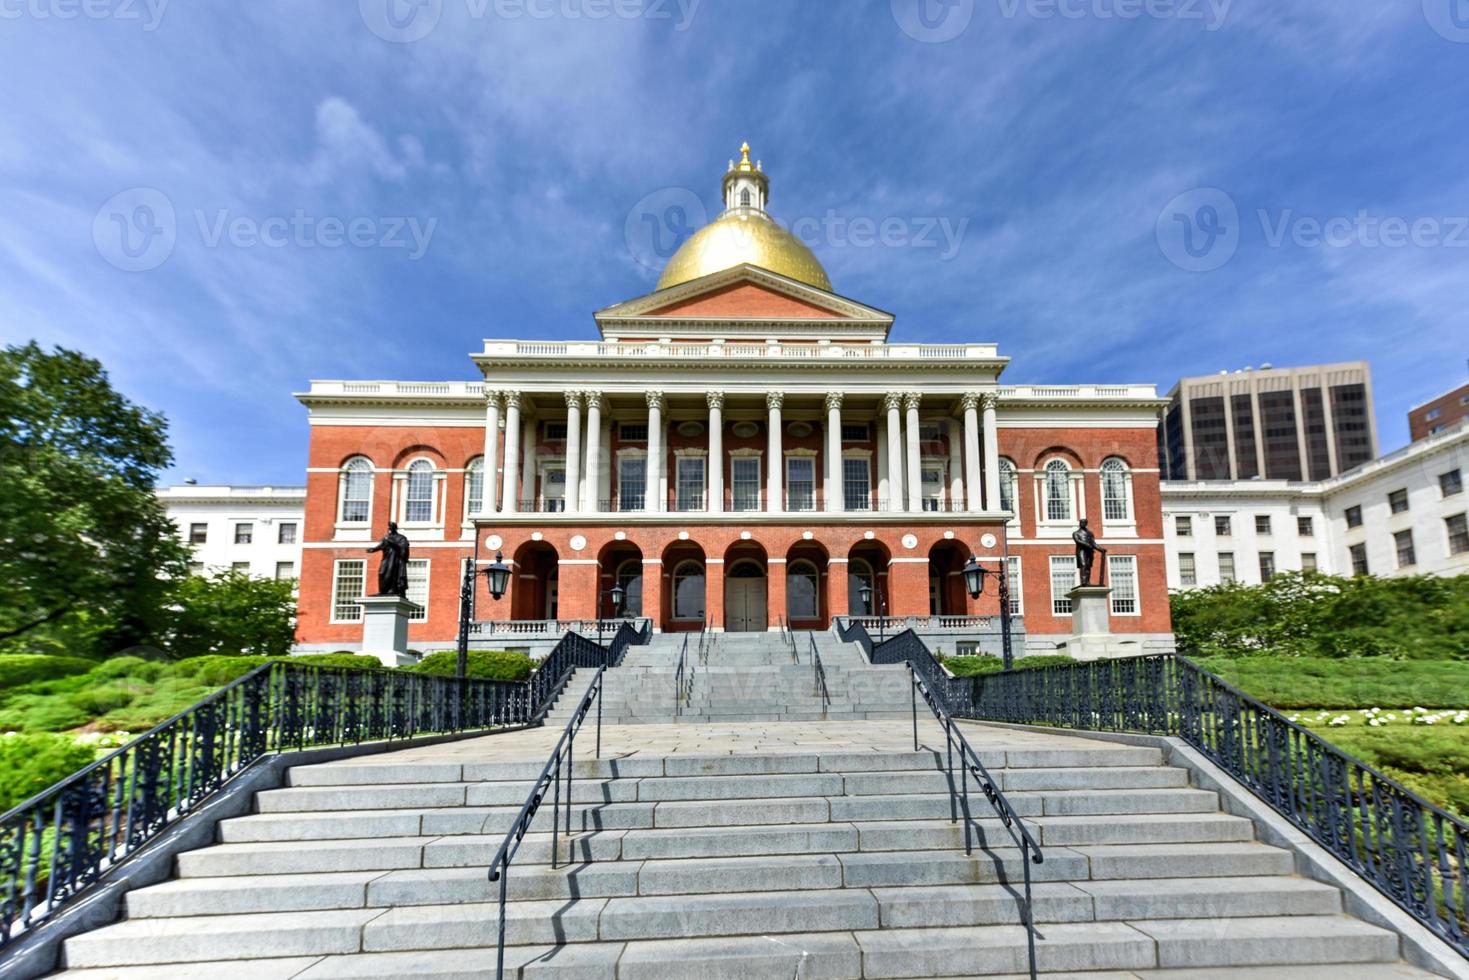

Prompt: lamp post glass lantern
[
  {"left": 963, "top": 555, "right": 1014, "bottom": 670},
  {"left": 857, "top": 580, "right": 886, "bottom": 642},
  {"left": 598, "top": 583, "right": 626, "bottom": 647},
  {"left": 456, "top": 552, "right": 511, "bottom": 680}
]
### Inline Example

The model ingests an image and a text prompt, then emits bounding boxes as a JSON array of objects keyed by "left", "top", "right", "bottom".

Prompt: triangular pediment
[{"left": 595, "top": 264, "right": 894, "bottom": 341}]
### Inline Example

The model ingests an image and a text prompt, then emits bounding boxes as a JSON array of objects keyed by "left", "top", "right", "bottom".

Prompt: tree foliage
[
  {"left": 0, "top": 343, "right": 189, "bottom": 656},
  {"left": 1171, "top": 572, "right": 1469, "bottom": 660},
  {"left": 165, "top": 572, "right": 299, "bottom": 660}
]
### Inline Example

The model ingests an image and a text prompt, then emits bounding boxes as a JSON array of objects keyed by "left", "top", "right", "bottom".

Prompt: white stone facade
[{"left": 158, "top": 484, "right": 306, "bottom": 580}]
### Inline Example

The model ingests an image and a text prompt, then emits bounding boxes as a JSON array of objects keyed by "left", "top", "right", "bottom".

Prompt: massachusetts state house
[{"left": 295, "top": 146, "right": 1173, "bottom": 656}]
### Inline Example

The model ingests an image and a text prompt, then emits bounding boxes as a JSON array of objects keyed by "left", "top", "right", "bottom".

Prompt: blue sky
[{"left": 2, "top": 0, "right": 1467, "bottom": 484}]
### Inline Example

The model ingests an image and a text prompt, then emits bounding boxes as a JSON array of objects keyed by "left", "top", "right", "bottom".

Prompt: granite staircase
[
  {"left": 544, "top": 631, "right": 914, "bottom": 726},
  {"left": 52, "top": 722, "right": 1439, "bottom": 979}
]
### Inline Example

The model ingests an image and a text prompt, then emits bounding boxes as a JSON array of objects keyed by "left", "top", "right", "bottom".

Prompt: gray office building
[{"left": 1161, "top": 362, "right": 1378, "bottom": 481}]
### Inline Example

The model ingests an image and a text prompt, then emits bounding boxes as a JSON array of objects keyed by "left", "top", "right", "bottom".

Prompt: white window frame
[
  {"left": 920, "top": 463, "right": 946, "bottom": 512},
  {"left": 331, "top": 559, "right": 367, "bottom": 623},
  {"left": 234, "top": 522, "right": 253, "bottom": 545},
  {"left": 1100, "top": 457, "right": 1133, "bottom": 525},
  {"left": 1005, "top": 555, "right": 1023, "bottom": 616},
  {"left": 999, "top": 458, "right": 1018, "bottom": 522},
  {"left": 399, "top": 458, "right": 441, "bottom": 526},
  {"left": 617, "top": 452, "right": 647, "bottom": 512},
  {"left": 786, "top": 455, "right": 816, "bottom": 512},
  {"left": 275, "top": 561, "right": 295, "bottom": 581},
  {"left": 406, "top": 558, "right": 431, "bottom": 622},
  {"left": 188, "top": 522, "right": 208, "bottom": 544},
  {"left": 731, "top": 454, "right": 762, "bottom": 512},
  {"left": 674, "top": 454, "right": 706, "bottom": 512},
  {"left": 1394, "top": 529, "right": 1416, "bottom": 568},
  {"left": 1175, "top": 515, "right": 1192, "bottom": 537},
  {"left": 671, "top": 559, "right": 706, "bottom": 621},
  {"left": 843, "top": 455, "right": 872, "bottom": 512},
  {"left": 1218, "top": 552, "right": 1236, "bottom": 584},
  {"left": 278, "top": 522, "right": 297, "bottom": 545},
  {"left": 1049, "top": 555, "right": 1077, "bottom": 616},
  {"left": 1178, "top": 552, "right": 1197, "bottom": 587},
  {"left": 464, "top": 457, "right": 485, "bottom": 520},
  {"left": 1108, "top": 555, "right": 1139, "bottom": 616},
  {"left": 540, "top": 465, "right": 567, "bottom": 513},
  {"left": 1038, "top": 458, "right": 1078, "bottom": 527},
  {"left": 338, "top": 457, "right": 374, "bottom": 526}
]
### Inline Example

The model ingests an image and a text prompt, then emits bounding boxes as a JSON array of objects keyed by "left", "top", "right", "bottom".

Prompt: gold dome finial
[{"left": 736, "top": 141, "right": 754, "bottom": 171}]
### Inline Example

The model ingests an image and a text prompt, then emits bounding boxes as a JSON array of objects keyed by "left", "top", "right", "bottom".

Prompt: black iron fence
[{"left": 0, "top": 620, "right": 652, "bottom": 952}]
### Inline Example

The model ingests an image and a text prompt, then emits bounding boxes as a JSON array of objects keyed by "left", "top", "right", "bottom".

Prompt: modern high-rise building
[
  {"left": 1160, "top": 362, "right": 1377, "bottom": 482},
  {"left": 1408, "top": 381, "right": 1469, "bottom": 442}
]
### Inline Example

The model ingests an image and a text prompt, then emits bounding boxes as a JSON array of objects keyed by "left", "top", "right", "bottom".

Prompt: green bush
[
  {"left": 1193, "top": 655, "right": 1469, "bottom": 709},
  {"left": 67, "top": 683, "right": 138, "bottom": 716},
  {"left": 0, "top": 694, "right": 92, "bottom": 733},
  {"left": 91, "top": 656, "right": 165, "bottom": 682},
  {"left": 945, "top": 655, "right": 1004, "bottom": 677},
  {"left": 285, "top": 653, "right": 385, "bottom": 671},
  {"left": 1012, "top": 654, "right": 1077, "bottom": 670},
  {"left": 0, "top": 655, "right": 96, "bottom": 689},
  {"left": 408, "top": 650, "right": 534, "bottom": 681},
  {"left": 0, "top": 734, "right": 97, "bottom": 811},
  {"left": 173, "top": 655, "right": 271, "bottom": 687}
]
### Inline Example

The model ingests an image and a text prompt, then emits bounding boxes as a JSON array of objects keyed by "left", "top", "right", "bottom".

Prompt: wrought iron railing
[
  {"left": 778, "top": 616, "right": 798, "bottom": 663},
  {"left": 470, "top": 617, "right": 651, "bottom": 638},
  {"left": 808, "top": 633, "right": 831, "bottom": 707},
  {"left": 486, "top": 658, "right": 611, "bottom": 980},
  {"left": 674, "top": 634, "right": 693, "bottom": 717},
  {"left": 0, "top": 662, "right": 529, "bottom": 950},
  {"left": 966, "top": 652, "right": 1469, "bottom": 958}
]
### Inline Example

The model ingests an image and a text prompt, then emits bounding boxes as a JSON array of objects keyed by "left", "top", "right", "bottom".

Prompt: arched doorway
[
  {"left": 723, "top": 541, "right": 768, "bottom": 632},
  {"left": 847, "top": 541, "right": 891, "bottom": 617},
  {"left": 660, "top": 541, "right": 707, "bottom": 632},
  {"left": 597, "top": 541, "right": 643, "bottom": 619},
  {"left": 928, "top": 541, "right": 969, "bottom": 617},
  {"left": 785, "top": 541, "right": 829, "bottom": 629},
  {"left": 512, "top": 541, "right": 559, "bottom": 621}
]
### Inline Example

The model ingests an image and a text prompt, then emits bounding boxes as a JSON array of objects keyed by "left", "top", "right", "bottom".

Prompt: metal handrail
[
  {"left": 778, "top": 616, "right": 798, "bottom": 663},
  {"left": 485, "top": 652, "right": 612, "bottom": 980},
  {"left": 808, "top": 633, "right": 831, "bottom": 706},
  {"left": 969, "top": 652, "right": 1469, "bottom": 958},
  {"left": 673, "top": 634, "right": 692, "bottom": 716}
]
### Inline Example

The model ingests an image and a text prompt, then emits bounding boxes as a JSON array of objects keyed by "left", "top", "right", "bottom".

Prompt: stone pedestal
[
  {"left": 359, "top": 595, "right": 421, "bottom": 667},
  {"left": 1065, "top": 585, "right": 1120, "bottom": 661}
]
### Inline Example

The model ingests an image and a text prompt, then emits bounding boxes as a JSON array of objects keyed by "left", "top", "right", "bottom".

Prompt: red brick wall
[
  {"left": 645, "top": 282, "right": 841, "bottom": 319},
  {"left": 1408, "top": 383, "right": 1469, "bottom": 442}
]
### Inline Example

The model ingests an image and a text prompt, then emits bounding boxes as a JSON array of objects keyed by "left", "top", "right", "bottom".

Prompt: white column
[
  {"left": 519, "top": 413, "right": 535, "bottom": 509},
  {"left": 766, "top": 391, "right": 784, "bottom": 513},
  {"left": 981, "top": 392, "right": 1001, "bottom": 511},
  {"left": 481, "top": 391, "right": 502, "bottom": 514},
  {"left": 500, "top": 392, "right": 522, "bottom": 514},
  {"left": 583, "top": 392, "right": 603, "bottom": 512},
  {"left": 707, "top": 391, "right": 724, "bottom": 513},
  {"left": 962, "top": 393, "right": 982, "bottom": 512},
  {"left": 825, "top": 392, "right": 843, "bottom": 512},
  {"left": 598, "top": 414, "right": 613, "bottom": 507},
  {"left": 646, "top": 391, "right": 665, "bottom": 512},
  {"left": 563, "top": 391, "right": 583, "bottom": 515},
  {"left": 946, "top": 418, "right": 964, "bottom": 513},
  {"left": 904, "top": 392, "right": 923, "bottom": 512},
  {"left": 883, "top": 392, "right": 904, "bottom": 512},
  {"left": 876, "top": 419, "right": 890, "bottom": 506}
]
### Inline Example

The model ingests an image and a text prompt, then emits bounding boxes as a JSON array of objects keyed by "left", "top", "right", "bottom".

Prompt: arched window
[
  {"left": 998, "top": 458, "right": 1017, "bottom": 513},
  {"left": 1101, "top": 457, "right": 1131, "bottom": 522},
  {"left": 672, "top": 560, "right": 705, "bottom": 621},
  {"left": 404, "top": 459, "right": 436, "bottom": 523},
  {"left": 338, "top": 457, "right": 373, "bottom": 524},
  {"left": 464, "top": 458, "right": 484, "bottom": 518},
  {"left": 1044, "top": 458, "right": 1073, "bottom": 522},
  {"left": 787, "top": 560, "right": 819, "bottom": 620},
  {"left": 847, "top": 559, "right": 876, "bottom": 615},
  {"left": 740, "top": 188, "right": 752, "bottom": 207},
  {"left": 615, "top": 560, "right": 644, "bottom": 618}
]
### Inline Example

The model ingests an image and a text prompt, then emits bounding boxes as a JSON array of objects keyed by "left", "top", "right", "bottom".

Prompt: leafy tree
[
  {"left": 165, "top": 572, "right": 298, "bottom": 660},
  {"left": 0, "top": 343, "right": 189, "bottom": 656}
]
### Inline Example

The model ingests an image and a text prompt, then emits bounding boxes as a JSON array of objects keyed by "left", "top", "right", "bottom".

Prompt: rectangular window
[
  {"left": 1258, "top": 552, "right": 1275, "bottom": 582},
  {"left": 617, "top": 458, "right": 646, "bottom": 511},
  {"left": 618, "top": 423, "right": 648, "bottom": 442},
  {"left": 1109, "top": 556, "right": 1138, "bottom": 615},
  {"left": 543, "top": 422, "right": 567, "bottom": 442},
  {"left": 1394, "top": 530, "right": 1416, "bottom": 568},
  {"left": 189, "top": 523, "right": 208, "bottom": 544},
  {"left": 1350, "top": 543, "right": 1369, "bottom": 576},
  {"left": 1297, "top": 516, "right": 1313, "bottom": 537},
  {"left": 1447, "top": 513, "right": 1469, "bottom": 555},
  {"left": 786, "top": 457, "right": 816, "bottom": 511},
  {"left": 1254, "top": 515, "right": 1271, "bottom": 535},
  {"left": 1345, "top": 505, "right": 1363, "bottom": 528},
  {"left": 278, "top": 522, "right": 297, "bottom": 545},
  {"left": 406, "top": 558, "right": 430, "bottom": 622},
  {"left": 234, "top": 522, "right": 253, "bottom": 545},
  {"left": 231, "top": 561, "right": 250, "bottom": 574},
  {"left": 841, "top": 423, "right": 870, "bottom": 442},
  {"left": 1218, "top": 552, "right": 1236, "bottom": 584},
  {"left": 1214, "top": 516, "right": 1232, "bottom": 536},
  {"left": 843, "top": 457, "right": 871, "bottom": 511},
  {"left": 1388, "top": 488, "right": 1409, "bottom": 514},
  {"left": 919, "top": 423, "right": 942, "bottom": 443},
  {"left": 1426, "top": 407, "right": 1442, "bottom": 421},
  {"left": 1049, "top": 555, "right": 1077, "bottom": 616},
  {"left": 275, "top": 561, "right": 295, "bottom": 580},
  {"left": 542, "top": 469, "right": 566, "bottom": 512},
  {"left": 921, "top": 466, "right": 945, "bottom": 512},
  {"left": 332, "top": 560, "right": 366, "bottom": 622},
  {"left": 675, "top": 456, "right": 705, "bottom": 511},
  {"left": 1005, "top": 556, "right": 1023, "bottom": 616},
  {"left": 732, "top": 457, "right": 761, "bottom": 511},
  {"left": 1440, "top": 469, "right": 1463, "bottom": 497},
  {"left": 188, "top": 562, "right": 204, "bottom": 576},
  {"left": 1302, "top": 552, "right": 1317, "bottom": 573},
  {"left": 1179, "top": 552, "right": 1197, "bottom": 587},
  {"left": 1175, "top": 516, "right": 1192, "bottom": 537}
]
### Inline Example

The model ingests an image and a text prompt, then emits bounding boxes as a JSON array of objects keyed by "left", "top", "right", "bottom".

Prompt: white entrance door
[{"left": 724, "top": 577, "right": 768, "bottom": 632}]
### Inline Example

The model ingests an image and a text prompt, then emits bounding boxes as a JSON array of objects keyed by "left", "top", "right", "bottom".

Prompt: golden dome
[{"left": 656, "top": 143, "right": 833, "bottom": 293}]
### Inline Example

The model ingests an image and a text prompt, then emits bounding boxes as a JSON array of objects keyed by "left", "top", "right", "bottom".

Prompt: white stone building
[
  {"left": 1162, "top": 423, "right": 1469, "bottom": 589},
  {"left": 157, "top": 484, "right": 306, "bottom": 580}
]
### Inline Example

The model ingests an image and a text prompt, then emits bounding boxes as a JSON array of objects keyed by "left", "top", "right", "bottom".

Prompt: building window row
[
  {"left": 331, "top": 557, "right": 429, "bottom": 623},
  {"left": 186, "top": 521, "right": 296, "bottom": 545}
]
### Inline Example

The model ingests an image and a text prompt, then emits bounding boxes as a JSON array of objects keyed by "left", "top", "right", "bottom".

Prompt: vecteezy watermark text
[
  {"left": 93, "top": 188, "right": 438, "bottom": 272},
  {"left": 1157, "top": 187, "right": 1468, "bottom": 272},
  {"left": 0, "top": 0, "right": 168, "bottom": 29},
  {"left": 891, "top": 0, "right": 1230, "bottom": 42},
  {"left": 359, "top": 0, "right": 700, "bottom": 43}
]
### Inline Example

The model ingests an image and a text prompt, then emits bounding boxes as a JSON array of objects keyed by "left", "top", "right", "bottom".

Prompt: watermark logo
[
  {"left": 0, "top": 0, "right": 170, "bottom": 30},
  {"left": 93, "top": 187, "right": 177, "bottom": 272},
  {"left": 790, "top": 211, "right": 968, "bottom": 260},
  {"left": 996, "top": 0, "right": 1232, "bottom": 31},
  {"left": 1258, "top": 210, "right": 1469, "bottom": 250},
  {"left": 891, "top": 0, "right": 974, "bottom": 42},
  {"left": 1156, "top": 187, "right": 1239, "bottom": 272},
  {"left": 358, "top": 0, "right": 442, "bottom": 43},
  {"left": 625, "top": 187, "right": 706, "bottom": 273},
  {"left": 1422, "top": 0, "right": 1469, "bottom": 42}
]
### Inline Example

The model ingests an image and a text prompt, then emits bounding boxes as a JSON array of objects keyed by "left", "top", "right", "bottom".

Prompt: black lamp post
[
  {"left": 962, "top": 554, "right": 1015, "bottom": 670},
  {"left": 456, "top": 552, "right": 511, "bottom": 680},
  {"left": 597, "top": 582, "right": 626, "bottom": 648},
  {"left": 857, "top": 579, "right": 887, "bottom": 643}
]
